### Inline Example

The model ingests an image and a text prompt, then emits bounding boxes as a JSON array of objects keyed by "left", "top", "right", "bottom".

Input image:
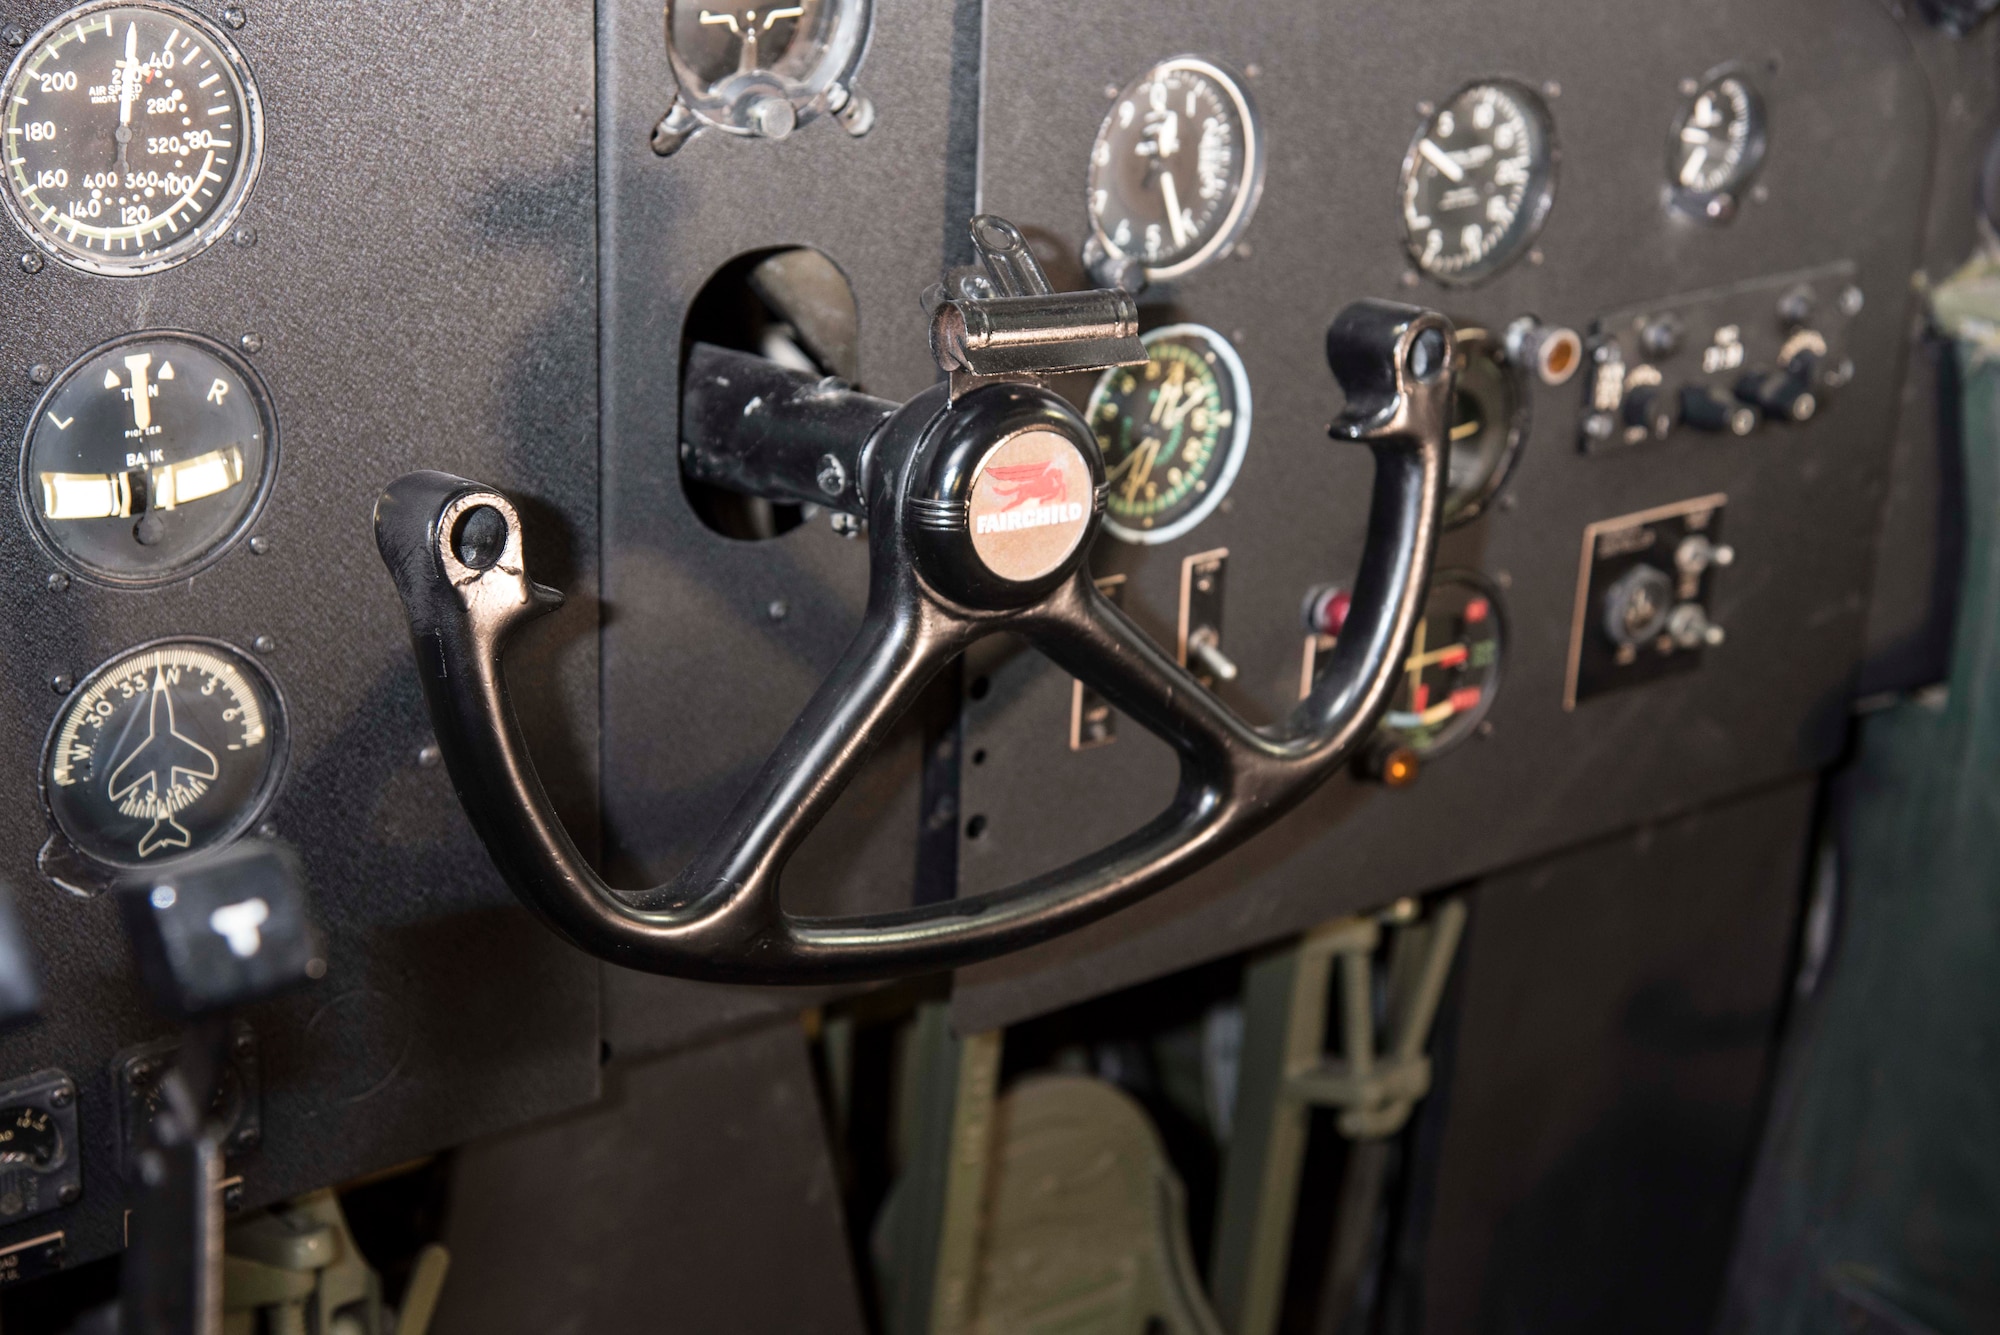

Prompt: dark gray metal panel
[
  {"left": 595, "top": 0, "right": 964, "bottom": 912},
  {"left": 432, "top": 1021, "right": 869, "bottom": 1335},
  {"left": 954, "top": 0, "right": 1931, "bottom": 1031},
  {"left": 0, "top": 0, "right": 602, "bottom": 1267},
  {"left": 1404, "top": 781, "right": 1811, "bottom": 1335}
]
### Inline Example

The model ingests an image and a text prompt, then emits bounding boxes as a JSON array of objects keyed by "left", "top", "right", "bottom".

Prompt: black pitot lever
[{"left": 374, "top": 215, "right": 1453, "bottom": 985}]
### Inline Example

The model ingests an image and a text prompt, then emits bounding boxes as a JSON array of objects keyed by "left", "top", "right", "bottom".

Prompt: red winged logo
[{"left": 986, "top": 460, "right": 1069, "bottom": 510}]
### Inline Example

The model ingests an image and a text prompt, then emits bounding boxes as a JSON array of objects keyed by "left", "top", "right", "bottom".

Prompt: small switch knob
[
  {"left": 1621, "top": 383, "right": 1675, "bottom": 441},
  {"left": 1680, "top": 385, "right": 1757, "bottom": 436},
  {"left": 1302, "top": 585, "right": 1352, "bottom": 637},
  {"left": 1187, "top": 627, "right": 1239, "bottom": 684},
  {"left": 1736, "top": 369, "right": 1816, "bottom": 423}
]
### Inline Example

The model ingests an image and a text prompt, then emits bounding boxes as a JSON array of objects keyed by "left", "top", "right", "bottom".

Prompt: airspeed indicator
[{"left": 0, "top": 0, "right": 263, "bottom": 275}]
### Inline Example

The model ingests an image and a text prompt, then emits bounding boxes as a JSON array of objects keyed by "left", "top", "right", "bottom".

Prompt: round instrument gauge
[
  {"left": 21, "top": 332, "right": 275, "bottom": 587},
  {"left": 1442, "top": 328, "right": 1525, "bottom": 527},
  {"left": 0, "top": 1106, "right": 63, "bottom": 1172},
  {"left": 1400, "top": 81, "right": 1556, "bottom": 285},
  {"left": 1, "top": 1, "right": 262, "bottom": 276},
  {"left": 43, "top": 639, "right": 287, "bottom": 869},
  {"left": 1087, "top": 56, "right": 1264, "bottom": 282},
  {"left": 1380, "top": 572, "right": 1504, "bottom": 757},
  {"left": 664, "top": 0, "right": 869, "bottom": 137},
  {"left": 1087, "top": 324, "right": 1250, "bottom": 544},
  {"left": 1667, "top": 69, "right": 1767, "bottom": 221}
]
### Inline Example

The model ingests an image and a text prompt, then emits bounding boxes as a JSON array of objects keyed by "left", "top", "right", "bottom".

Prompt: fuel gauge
[{"left": 21, "top": 332, "right": 276, "bottom": 586}]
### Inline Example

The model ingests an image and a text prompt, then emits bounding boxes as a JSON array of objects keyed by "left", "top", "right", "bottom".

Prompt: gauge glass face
[
  {"left": 1381, "top": 574, "right": 1504, "bottom": 757},
  {"left": 1089, "top": 57, "right": 1263, "bottom": 280},
  {"left": 44, "top": 639, "right": 286, "bottom": 869},
  {"left": 1088, "top": 324, "right": 1250, "bottom": 544},
  {"left": 22, "top": 333, "right": 274, "bottom": 586},
  {"left": 665, "top": 0, "right": 864, "bottom": 125},
  {"left": 0, "top": 1107, "right": 62, "bottom": 1172},
  {"left": 1400, "top": 81, "right": 1555, "bottom": 284},
  {"left": 1, "top": 1, "right": 262, "bottom": 275},
  {"left": 1443, "top": 331, "right": 1524, "bottom": 526},
  {"left": 1667, "top": 71, "right": 1766, "bottom": 215}
]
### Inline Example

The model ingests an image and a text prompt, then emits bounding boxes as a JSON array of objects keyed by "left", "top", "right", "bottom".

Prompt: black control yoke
[{"left": 374, "top": 216, "right": 1450, "bottom": 984}]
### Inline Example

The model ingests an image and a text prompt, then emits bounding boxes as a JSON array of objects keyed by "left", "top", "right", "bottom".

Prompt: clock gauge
[
  {"left": 1086, "top": 56, "right": 1264, "bottom": 284},
  {"left": 1667, "top": 69, "right": 1768, "bottom": 222},
  {"left": 1400, "top": 80, "right": 1556, "bottom": 285},
  {"left": 0, "top": 0, "right": 263, "bottom": 275},
  {"left": 1087, "top": 324, "right": 1251, "bottom": 545}
]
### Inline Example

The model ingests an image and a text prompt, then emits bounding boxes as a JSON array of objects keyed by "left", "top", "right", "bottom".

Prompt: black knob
[
  {"left": 1736, "top": 368, "right": 1817, "bottom": 423},
  {"left": 1602, "top": 564, "right": 1675, "bottom": 647},
  {"left": 1680, "top": 385, "right": 1757, "bottom": 437},
  {"left": 1621, "top": 382, "right": 1675, "bottom": 441}
]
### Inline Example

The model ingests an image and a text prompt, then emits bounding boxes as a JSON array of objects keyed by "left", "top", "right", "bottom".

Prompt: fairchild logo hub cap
[{"left": 966, "top": 429, "right": 1093, "bottom": 583}]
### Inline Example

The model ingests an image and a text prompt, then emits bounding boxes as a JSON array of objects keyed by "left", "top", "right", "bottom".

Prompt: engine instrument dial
[
  {"left": 1667, "top": 69, "right": 1767, "bottom": 222},
  {"left": 1, "top": 1, "right": 262, "bottom": 275},
  {"left": 43, "top": 639, "right": 287, "bottom": 870},
  {"left": 21, "top": 332, "right": 275, "bottom": 586},
  {"left": 1087, "top": 324, "right": 1250, "bottom": 544},
  {"left": 1087, "top": 56, "right": 1264, "bottom": 282},
  {"left": 1380, "top": 572, "right": 1505, "bottom": 757},
  {"left": 1400, "top": 81, "right": 1555, "bottom": 285}
]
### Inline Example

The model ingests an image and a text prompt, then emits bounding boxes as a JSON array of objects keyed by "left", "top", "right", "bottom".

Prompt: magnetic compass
[
  {"left": 659, "top": 0, "right": 873, "bottom": 148},
  {"left": 1379, "top": 572, "right": 1505, "bottom": 758},
  {"left": 1400, "top": 80, "right": 1556, "bottom": 285},
  {"left": 1666, "top": 68, "right": 1767, "bottom": 222},
  {"left": 21, "top": 331, "right": 276, "bottom": 587},
  {"left": 1, "top": 0, "right": 263, "bottom": 275},
  {"left": 42, "top": 639, "right": 287, "bottom": 871},
  {"left": 1087, "top": 324, "right": 1250, "bottom": 544},
  {"left": 1085, "top": 56, "right": 1264, "bottom": 284}
]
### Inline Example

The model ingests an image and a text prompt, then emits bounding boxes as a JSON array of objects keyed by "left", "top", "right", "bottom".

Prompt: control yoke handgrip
[{"left": 374, "top": 286, "right": 1449, "bottom": 984}]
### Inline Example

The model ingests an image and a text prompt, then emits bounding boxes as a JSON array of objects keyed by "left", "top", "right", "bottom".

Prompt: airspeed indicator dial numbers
[
  {"left": 43, "top": 639, "right": 287, "bottom": 870},
  {"left": 1088, "top": 57, "right": 1264, "bottom": 281},
  {"left": 1400, "top": 81, "right": 1555, "bottom": 285},
  {"left": 1, "top": 0, "right": 263, "bottom": 275}
]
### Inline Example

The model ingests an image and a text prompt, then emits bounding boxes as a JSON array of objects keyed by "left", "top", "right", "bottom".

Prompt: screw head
[
  {"left": 1, "top": 24, "right": 24, "bottom": 46},
  {"left": 256, "top": 820, "right": 278, "bottom": 839},
  {"left": 417, "top": 743, "right": 442, "bottom": 768},
  {"left": 48, "top": 1084, "right": 71, "bottom": 1108},
  {"left": 766, "top": 599, "right": 789, "bottom": 622},
  {"left": 1839, "top": 286, "right": 1865, "bottom": 317},
  {"left": 19, "top": 252, "right": 43, "bottom": 274},
  {"left": 220, "top": 6, "right": 246, "bottom": 28},
  {"left": 45, "top": 572, "right": 68, "bottom": 592},
  {"left": 58, "top": 1183, "right": 80, "bottom": 1205},
  {"left": 27, "top": 363, "right": 51, "bottom": 385},
  {"left": 251, "top": 634, "right": 275, "bottom": 653},
  {"left": 248, "top": 535, "right": 269, "bottom": 554},
  {"left": 815, "top": 454, "right": 847, "bottom": 496},
  {"left": 231, "top": 225, "right": 256, "bottom": 248},
  {"left": 49, "top": 673, "right": 73, "bottom": 695},
  {"left": 238, "top": 331, "right": 263, "bottom": 355}
]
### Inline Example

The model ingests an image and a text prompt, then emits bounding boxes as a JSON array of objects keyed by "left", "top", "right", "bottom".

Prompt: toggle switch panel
[
  {"left": 1566, "top": 496, "right": 1731, "bottom": 708},
  {"left": 1579, "top": 262, "right": 1858, "bottom": 453}
]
